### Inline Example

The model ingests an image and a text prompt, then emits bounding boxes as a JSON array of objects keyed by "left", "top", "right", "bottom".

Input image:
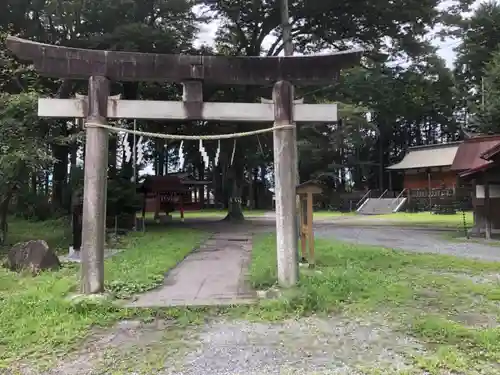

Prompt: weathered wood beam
[
  {"left": 81, "top": 76, "right": 109, "bottom": 294},
  {"left": 273, "top": 80, "right": 298, "bottom": 287},
  {"left": 6, "top": 36, "right": 363, "bottom": 85},
  {"left": 38, "top": 98, "right": 338, "bottom": 122}
]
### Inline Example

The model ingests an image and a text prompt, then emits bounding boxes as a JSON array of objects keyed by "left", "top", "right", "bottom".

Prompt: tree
[
  {"left": 0, "top": 92, "right": 55, "bottom": 243},
  {"left": 454, "top": 2, "right": 500, "bottom": 135},
  {"left": 469, "top": 50, "right": 500, "bottom": 134},
  {"left": 455, "top": 1, "right": 500, "bottom": 94},
  {"left": 202, "top": 0, "right": 473, "bottom": 58}
]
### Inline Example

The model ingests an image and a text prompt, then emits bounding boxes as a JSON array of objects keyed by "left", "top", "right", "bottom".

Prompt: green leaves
[
  {"left": 455, "top": 2, "right": 500, "bottom": 89},
  {"left": 0, "top": 93, "right": 54, "bottom": 177},
  {"left": 469, "top": 50, "right": 500, "bottom": 134}
]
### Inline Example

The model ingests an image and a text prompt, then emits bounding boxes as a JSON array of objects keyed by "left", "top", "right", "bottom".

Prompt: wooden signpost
[
  {"left": 297, "top": 181, "right": 323, "bottom": 268},
  {"left": 6, "top": 36, "right": 361, "bottom": 291}
]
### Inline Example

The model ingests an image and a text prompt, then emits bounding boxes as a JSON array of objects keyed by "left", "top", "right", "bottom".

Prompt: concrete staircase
[{"left": 356, "top": 197, "right": 407, "bottom": 215}]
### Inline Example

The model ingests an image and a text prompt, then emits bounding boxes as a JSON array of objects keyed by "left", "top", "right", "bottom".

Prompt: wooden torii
[{"left": 6, "top": 36, "right": 362, "bottom": 293}]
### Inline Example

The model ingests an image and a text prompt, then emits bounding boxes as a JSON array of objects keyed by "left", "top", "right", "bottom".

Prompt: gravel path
[
  {"left": 34, "top": 316, "right": 424, "bottom": 375},
  {"left": 162, "top": 318, "right": 422, "bottom": 375},
  {"left": 313, "top": 226, "right": 500, "bottom": 262}
]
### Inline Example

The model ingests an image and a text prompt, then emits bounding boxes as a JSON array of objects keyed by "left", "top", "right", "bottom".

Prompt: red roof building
[
  {"left": 386, "top": 135, "right": 500, "bottom": 234},
  {"left": 452, "top": 135, "right": 500, "bottom": 238},
  {"left": 451, "top": 135, "right": 500, "bottom": 177},
  {"left": 387, "top": 142, "right": 461, "bottom": 190}
]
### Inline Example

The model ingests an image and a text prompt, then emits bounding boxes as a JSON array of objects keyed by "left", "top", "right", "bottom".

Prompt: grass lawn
[
  {"left": 248, "top": 234, "right": 500, "bottom": 373},
  {"left": 137, "top": 208, "right": 267, "bottom": 220},
  {"left": 1, "top": 216, "right": 72, "bottom": 254},
  {"left": 0, "top": 218, "right": 208, "bottom": 368},
  {"left": 380, "top": 211, "right": 474, "bottom": 229},
  {"left": 313, "top": 210, "right": 475, "bottom": 230},
  {"left": 313, "top": 210, "right": 356, "bottom": 218}
]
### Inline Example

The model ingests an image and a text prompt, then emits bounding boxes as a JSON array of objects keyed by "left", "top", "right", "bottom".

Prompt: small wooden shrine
[
  {"left": 138, "top": 173, "right": 211, "bottom": 221},
  {"left": 387, "top": 142, "right": 461, "bottom": 190},
  {"left": 386, "top": 142, "right": 468, "bottom": 211}
]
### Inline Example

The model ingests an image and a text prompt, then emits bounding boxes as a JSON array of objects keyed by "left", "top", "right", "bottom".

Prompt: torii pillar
[{"left": 272, "top": 81, "right": 298, "bottom": 285}]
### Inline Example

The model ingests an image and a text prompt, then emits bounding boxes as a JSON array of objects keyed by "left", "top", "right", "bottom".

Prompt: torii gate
[{"left": 6, "top": 36, "right": 362, "bottom": 293}]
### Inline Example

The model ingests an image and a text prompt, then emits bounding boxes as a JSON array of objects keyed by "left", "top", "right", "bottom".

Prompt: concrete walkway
[{"left": 128, "top": 230, "right": 255, "bottom": 307}]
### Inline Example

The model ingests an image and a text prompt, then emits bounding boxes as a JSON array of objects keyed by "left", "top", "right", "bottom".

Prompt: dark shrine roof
[
  {"left": 138, "top": 176, "right": 188, "bottom": 193},
  {"left": 451, "top": 135, "right": 500, "bottom": 173},
  {"left": 138, "top": 175, "right": 211, "bottom": 193},
  {"left": 455, "top": 135, "right": 500, "bottom": 178},
  {"left": 386, "top": 142, "right": 461, "bottom": 170}
]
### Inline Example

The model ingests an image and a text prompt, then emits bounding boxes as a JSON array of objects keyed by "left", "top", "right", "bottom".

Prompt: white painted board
[
  {"left": 38, "top": 98, "right": 337, "bottom": 122},
  {"left": 476, "top": 184, "right": 500, "bottom": 198}
]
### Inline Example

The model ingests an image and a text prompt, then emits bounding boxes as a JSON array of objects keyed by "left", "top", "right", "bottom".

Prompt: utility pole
[
  {"left": 281, "top": 0, "right": 302, "bottom": 268},
  {"left": 482, "top": 76, "right": 485, "bottom": 109},
  {"left": 281, "top": 0, "right": 293, "bottom": 57}
]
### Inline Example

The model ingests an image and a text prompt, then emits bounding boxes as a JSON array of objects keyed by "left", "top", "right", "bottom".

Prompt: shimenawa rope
[{"left": 84, "top": 122, "right": 295, "bottom": 140}]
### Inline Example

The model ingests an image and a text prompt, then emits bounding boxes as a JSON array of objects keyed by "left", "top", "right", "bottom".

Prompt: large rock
[{"left": 6, "top": 240, "right": 61, "bottom": 274}]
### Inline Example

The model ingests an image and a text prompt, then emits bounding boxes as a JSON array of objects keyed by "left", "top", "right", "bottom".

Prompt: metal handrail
[
  {"left": 378, "top": 189, "right": 388, "bottom": 199},
  {"left": 355, "top": 189, "right": 371, "bottom": 208},
  {"left": 391, "top": 188, "right": 407, "bottom": 205}
]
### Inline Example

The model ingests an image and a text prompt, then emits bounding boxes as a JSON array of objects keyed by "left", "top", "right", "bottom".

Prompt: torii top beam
[{"left": 6, "top": 36, "right": 362, "bottom": 85}]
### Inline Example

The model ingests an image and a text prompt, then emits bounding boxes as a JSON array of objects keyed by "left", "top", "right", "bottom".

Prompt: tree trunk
[
  {"left": 378, "top": 134, "right": 384, "bottom": 190},
  {"left": 108, "top": 134, "right": 118, "bottom": 178},
  {"left": 0, "top": 190, "right": 13, "bottom": 245},
  {"left": 224, "top": 162, "right": 245, "bottom": 222},
  {"left": 51, "top": 79, "right": 74, "bottom": 209},
  {"left": 199, "top": 164, "right": 205, "bottom": 208},
  {"left": 52, "top": 143, "right": 69, "bottom": 209},
  {"left": 248, "top": 170, "right": 254, "bottom": 209},
  {"left": 44, "top": 171, "right": 50, "bottom": 196},
  {"left": 260, "top": 165, "right": 267, "bottom": 184},
  {"left": 224, "top": 178, "right": 244, "bottom": 221},
  {"left": 220, "top": 159, "right": 229, "bottom": 209},
  {"left": 154, "top": 139, "right": 165, "bottom": 176},
  {"left": 31, "top": 173, "right": 37, "bottom": 194},
  {"left": 69, "top": 143, "right": 78, "bottom": 184}
]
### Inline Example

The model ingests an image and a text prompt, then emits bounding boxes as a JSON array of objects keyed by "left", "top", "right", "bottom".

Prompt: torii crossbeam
[
  {"left": 7, "top": 36, "right": 362, "bottom": 293},
  {"left": 6, "top": 36, "right": 362, "bottom": 85}
]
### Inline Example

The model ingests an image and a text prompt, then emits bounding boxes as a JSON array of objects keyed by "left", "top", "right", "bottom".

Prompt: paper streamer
[
  {"left": 123, "top": 132, "right": 132, "bottom": 163},
  {"left": 199, "top": 139, "right": 210, "bottom": 167},
  {"left": 214, "top": 140, "right": 221, "bottom": 166},
  {"left": 136, "top": 136, "right": 144, "bottom": 164},
  {"left": 179, "top": 141, "right": 185, "bottom": 170}
]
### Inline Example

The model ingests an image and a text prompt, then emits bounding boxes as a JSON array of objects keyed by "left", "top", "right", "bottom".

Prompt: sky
[{"left": 194, "top": 0, "right": 484, "bottom": 69}]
